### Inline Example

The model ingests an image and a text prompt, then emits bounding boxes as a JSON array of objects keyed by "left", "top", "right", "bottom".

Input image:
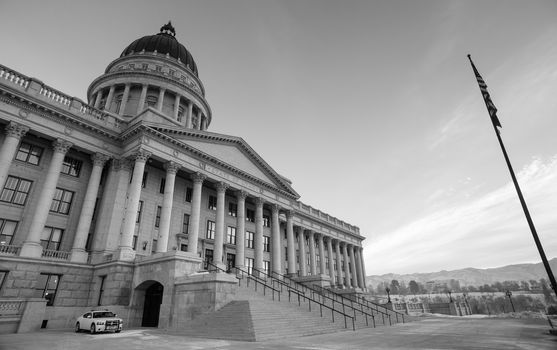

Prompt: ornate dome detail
[{"left": 120, "top": 22, "right": 198, "bottom": 76}]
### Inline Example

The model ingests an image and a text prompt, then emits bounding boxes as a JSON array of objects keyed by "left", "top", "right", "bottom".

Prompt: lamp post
[
  {"left": 447, "top": 290, "right": 453, "bottom": 303},
  {"left": 385, "top": 287, "right": 391, "bottom": 303},
  {"left": 506, "top": 290, "right": 515, "bottom": 312}
]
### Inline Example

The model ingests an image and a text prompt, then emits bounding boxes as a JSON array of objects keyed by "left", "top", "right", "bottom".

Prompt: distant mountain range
[{"left": 366, "top": 258, "right": 557, "bottom": 288}]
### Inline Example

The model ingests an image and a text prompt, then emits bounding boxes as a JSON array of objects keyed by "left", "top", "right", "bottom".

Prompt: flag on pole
[{"left": 467, "top": 55, "right": 502, "bottom": 128}]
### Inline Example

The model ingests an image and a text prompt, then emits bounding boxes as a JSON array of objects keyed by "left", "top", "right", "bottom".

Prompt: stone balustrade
[
  {"left": 295, "top": 201, "right": 360, "bottom": 235},
  {"left": 0, "top": 63, "right": 125, "bottom": 132},
  {"left": 41, "top": 249, "right": 70, "bottom": 260},
  {"left": 0, "top": 244, "right": 20, "bottom": 255}
]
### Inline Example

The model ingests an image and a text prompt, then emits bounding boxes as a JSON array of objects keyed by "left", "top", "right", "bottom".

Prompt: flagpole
[{"left": 467, "top": 55, "right": 557, "bottom": 299}]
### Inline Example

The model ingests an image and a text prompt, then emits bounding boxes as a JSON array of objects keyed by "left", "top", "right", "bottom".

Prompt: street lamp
[
  {"left": 447, "top": 290, "right": 453, "bottom": 303},
  {"left": 506, "top": 290, "right": 515, "bottom": 312},
  {"left": 385, "top": 287, "right": 391, "bottom": 303}
]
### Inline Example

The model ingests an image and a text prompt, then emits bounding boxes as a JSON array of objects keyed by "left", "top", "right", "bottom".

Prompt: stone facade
[{"left": 0, "top": 23, "right": 367, "bottom": 333}]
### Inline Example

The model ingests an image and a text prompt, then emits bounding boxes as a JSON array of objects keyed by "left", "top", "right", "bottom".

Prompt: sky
[{"left": 1, "top": 0, "right": 556, "bottom": 276}]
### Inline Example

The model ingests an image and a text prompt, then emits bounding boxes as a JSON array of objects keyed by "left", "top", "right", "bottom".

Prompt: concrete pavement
[{"left": 0, "top": 316, "right": 555, "bottom": 350}]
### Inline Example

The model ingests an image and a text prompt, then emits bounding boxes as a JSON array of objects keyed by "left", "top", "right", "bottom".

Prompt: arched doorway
[{"left": 141, "top": 282, "right": 163, "bottom": 327}]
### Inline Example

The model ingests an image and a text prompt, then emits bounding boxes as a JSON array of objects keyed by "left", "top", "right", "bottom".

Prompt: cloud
[{"left": 365, "top": 155, "right": 557, "bottom": 275}]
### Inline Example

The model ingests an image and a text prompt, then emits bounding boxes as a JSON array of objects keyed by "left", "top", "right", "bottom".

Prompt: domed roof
[{"left": 120, "top": 22, "right": 198, "bottom": 76}]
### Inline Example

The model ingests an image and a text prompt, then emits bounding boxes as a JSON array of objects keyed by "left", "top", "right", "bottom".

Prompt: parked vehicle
[{"left": 75, "top": 310, "right": 123, "bottom": 334}]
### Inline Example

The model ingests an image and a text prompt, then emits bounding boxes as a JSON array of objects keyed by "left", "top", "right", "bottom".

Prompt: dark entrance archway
[{"left": 141, "top": 282, "right": 163, "bottom": 327}]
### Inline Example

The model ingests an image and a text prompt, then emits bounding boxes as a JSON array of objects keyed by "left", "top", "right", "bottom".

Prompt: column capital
[
  {"left": 52, "top": 139, "right": 72, "bottom": 154},
  {"left": 132, "top": 150, "right": 151, "bottom": 162},
  {"left": 216, "top": 181, "right": 230, "bottom": 193},
  {"left": 5, "top": 122, "right": 29, "bottom": 139},
  {"left": 191, "top": 172, "right": 206, "bottom": 184},
  {"left": 91, "top": 153, "right": 110, "bottom": 167},
  {"left": 308, "top": 230, "right": 315, "bottom": 237},
  {"left": 271, "top": 203, "right": 281, "bottom": 214},
  {"left": 236, "top": 190, "right": 248, "bottom": 200},
  {"left": 255, "top": 197, "right": 265, "bottom": 207},
  {"left": 164, "top": 161, "right": 180, "bottom": 174},
  {"left": 112, "top": 158, "right": 133, "bottom": 172},
  {"left": 285, "top": 210, "right": 294, "bottom": 219}
]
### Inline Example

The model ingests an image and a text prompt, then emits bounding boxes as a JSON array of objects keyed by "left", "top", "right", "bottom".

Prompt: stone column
[
  {"left": 94, "top": 90, "right": 103, "bottom": 108},
  {"left": 173, "top": 94, "right": 181, "bottom": 121},
  {"left": 318, "top": 233, "right": 326, "bottom": 275},
  {"left": 335, "top": 240, "right": 343, "bottom": 288},
  {"left": 213, "top": 182, "right": 229, "bottom": 269},
  {"left": 70, "top": 153, "right": 110, "bottom": 262},
  {"left": 136, "top": 84, "right": 148, "bottom": 114},
  {"left": 359, "top": 247, "right": 368, "bottom": 291},
  {"left": 201, "top": 116, "right": 207, "bottom": 130},
  {"left": 254, "top": 197, "right": 264, "bottom": 274},
  {"left": 327, "top": 237, "right": 335, "bottom": 284},
  {"left": 187, "top": 172, "right": 206, "bottom": 256},
  {"left": 118, "top": 150, "right": 150, "bottom": 261},
  {"left": 343, "top": 243, "right": 351, "bottom": 289},
  {"left": 197, "top": 110, "right": 202, "bottom": 130},
  {"left": 104, "top": 85, "right": 115, "bottom": 111},
  {"left": 119, "top": 84, "right": 130, "bottom": 116},
  {"left": 271, "top": 204, "right": 281, "bottom": 275},
  {"left": 308, "top": 230, "right": 317, "bottom": 275},
  {"left": 286, "top": 211, "right": 296, "bottom": 275},
  {"left": 20, "top": 139, "right": 72, "bottom": 258},
  {"left": 156, "top": 88, "right": 166, "bottom": 111},
  {"left": 235, "top": 190, "right": 247, "bottom": 268},
  {"left": 0, "top": 122, "right": 28, "bottom": 189},
  {"left": 156, "top": 161, "right": 179, "bottom": 253},
  {"left": 354, "top": 247, "right": 364, "bottom": 289},
  {"left": 298, "top": 228, "right": 307, "bottom": 276},
  {"left": 348, "top": 244, "right": 357, "bottom": 288},
  {"left": 186, "top": 101, "right": 193, "bottom": 128}
]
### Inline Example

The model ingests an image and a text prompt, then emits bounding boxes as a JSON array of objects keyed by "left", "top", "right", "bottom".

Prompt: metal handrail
[
  {"left": 235, "top": 267, "right": 281, "bottom": 301},
  {"left": 270, "top": 270, "right": 397, "bottom": 326}
]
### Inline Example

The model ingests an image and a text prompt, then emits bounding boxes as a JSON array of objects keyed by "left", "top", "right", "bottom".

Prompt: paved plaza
[{"left": 0, "top": 316, "right": 555, "bottom": 350}]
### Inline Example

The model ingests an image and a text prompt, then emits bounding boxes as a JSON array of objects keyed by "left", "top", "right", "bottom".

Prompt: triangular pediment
[{"left": 145, "top": 125, "right": 298, "bottom": 197}]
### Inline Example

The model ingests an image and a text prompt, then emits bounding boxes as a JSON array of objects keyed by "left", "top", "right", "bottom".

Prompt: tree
[
  {"left": 390, "top": 280, "right": 400, "bottom": 295},
  {"left": 409, "top": 280, "right": 420, "bottom": 295}
]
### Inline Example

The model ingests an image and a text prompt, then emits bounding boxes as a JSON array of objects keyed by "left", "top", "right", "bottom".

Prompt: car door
[{"left": 81, "top": 312, "right": 92, "bottom": 329}]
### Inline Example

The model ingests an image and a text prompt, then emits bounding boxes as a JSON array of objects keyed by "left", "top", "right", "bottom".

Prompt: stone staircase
[{"left": 177, "top": 275, "right": 351, "bottom": 341}]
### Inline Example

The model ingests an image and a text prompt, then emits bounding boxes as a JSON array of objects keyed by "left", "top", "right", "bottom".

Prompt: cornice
[{"left": 0, "top": 86, "right": 122, "bottom": 143}]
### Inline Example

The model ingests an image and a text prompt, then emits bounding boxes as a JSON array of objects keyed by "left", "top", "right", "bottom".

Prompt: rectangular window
[
  {"left": 208, "top": 195, "right": 217, "bottom": 210},
  {"left": 132, "top": 235, "right": 138, "bottom": 250},
  {"left": 40, "top": 226, "right": 63, "bottom": 251},
  {"left": 246, "top": 209, "right": 255, "bottom": 223},
  {"left": 204, "top": 249, "right": 213, "bottom": 269},
  {"left": 285, "top": 247, "right": 288, "bottom": 261},
  {"left": 263, "top": 236, "right": 270, "bottom": 252},
  {"left": 50, "top": 188, "right": 74, "bottom": 214},
  {"left": 61, "top": 156, "right": 82, "bottom": 177},
  {"left": 136, "top": 200, "right": 143, "bottom": 223},
  {"left": 228, "top": 202, "right": 237, "bottom": 217},
  {"left": 15, "top": 142, "right": 43, "bottom": 165},
  {"left": 0, "top": 271, "right": 8, "bottom": 293},
  {"left": 35, "top": 273, "right": 61, "bottom": 306},
  {"left": 182, "top": 213, "right": 190, "bottom": 234},
  {"left": 97, "top": 276, "right": 106, "bottom": 306},
  {"left": 152, "top": 239, "right": 158, "bottom": 253},
  {"left": 263, "top": 215, "right": 270, "bottom": 228},
  {"left": 141, "top": 172, "right": 148, "bottom": 188},
  {"left": 263, "top": 260, "right": 270, "bottom": 276},
  {"left": 245, "top": 257, "right": 254, "bottom": 275},
  {"left": 246, "top": 231, "right": 254, "bottom": 249},
  {"left": 159, "top": 178, "right": 166, "bottom": 194},
  {"left": 227, "top": 226, "right": 236, "bottom": 245},
  {"left": 185, "top": 187, "right": 192, "bottom": 202},
  {"left": 0, "top": 219, "right": 18, "bottom": 245},
  {"left": 0, "top": 176, "right": 32, "bottom": 205},
  {"left": 180, "top": 244, "right": 188, "bottom": 252},
  {"left": 206, "top": 220, "right": 215, "bottom": 240},
  {"left": 155, "top": 206, "right": 162, "bottom": 228}
]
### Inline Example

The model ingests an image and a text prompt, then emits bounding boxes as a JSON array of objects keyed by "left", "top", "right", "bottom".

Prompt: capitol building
[{"left": 0, "top": 23, "right": 374, "bottom": 336}]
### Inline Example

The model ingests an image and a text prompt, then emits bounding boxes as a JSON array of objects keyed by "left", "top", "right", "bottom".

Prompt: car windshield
[{"left": 93, "top": 312, "right": 116, "bottom": 318}]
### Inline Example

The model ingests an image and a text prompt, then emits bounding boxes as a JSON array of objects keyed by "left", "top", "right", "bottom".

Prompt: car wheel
[
  {"left": 75, "top": 323, "right": 80, "bottom": 333},
  {"left": 90, "top": 324, "right": 96, "bottom": 334}
]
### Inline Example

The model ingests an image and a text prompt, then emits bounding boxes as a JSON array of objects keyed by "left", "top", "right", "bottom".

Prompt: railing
[
  {"left": 0, "top": 300, "right": 24, "bottom": 316},
  {"left": 234, "top": 266, "right": 281, "bottom": 302},
  {"left": 354, "top": 294, "right": 406, "bottom": 324},
  {"left": 251, "top": 267, "right": 360, "bottom": 330},
  {"left": 41, "top": 249, "right": 70, "bottom": 260},
  {"left": 271, "top": 270, "right": 401, "bottom": 327},
  {"left": 0, "top": 244, "right": 21, "bottom": 255},
  {"left": 0, "top": 66, "right": 29, "bottom": 88}
]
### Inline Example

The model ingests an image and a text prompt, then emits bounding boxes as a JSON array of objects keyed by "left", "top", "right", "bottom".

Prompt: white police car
[{"left": 75, "top": 310, "right": 123, "bottom": 334}]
